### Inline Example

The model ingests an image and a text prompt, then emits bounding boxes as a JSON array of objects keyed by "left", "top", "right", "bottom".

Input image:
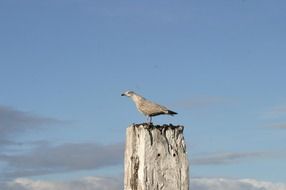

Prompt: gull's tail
[{"left": 167, "top": 110, "right": 177, "bottom": 116}]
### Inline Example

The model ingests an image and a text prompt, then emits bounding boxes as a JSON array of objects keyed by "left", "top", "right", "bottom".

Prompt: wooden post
[{"left": 124, "top": 124, "right": 189, "bottom": 190}]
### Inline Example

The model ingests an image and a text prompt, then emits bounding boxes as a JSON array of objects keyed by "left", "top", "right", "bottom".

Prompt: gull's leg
[{"left": 147, "top": 116, "right": 152, "bottom": 125}]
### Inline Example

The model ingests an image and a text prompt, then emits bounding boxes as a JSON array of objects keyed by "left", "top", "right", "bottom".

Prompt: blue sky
[{"left": 0, "top": 0, "right": 286, "bottom": 189}]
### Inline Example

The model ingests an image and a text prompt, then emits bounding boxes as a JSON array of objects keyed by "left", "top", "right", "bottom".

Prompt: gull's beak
[{"left": 121, "top": 93, "right": 126, "bottom": 96}]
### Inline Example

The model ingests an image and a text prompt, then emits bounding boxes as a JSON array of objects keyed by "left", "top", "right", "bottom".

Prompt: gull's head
[{"left": 121, "top": 90, "right": 135, "bottom": 97}]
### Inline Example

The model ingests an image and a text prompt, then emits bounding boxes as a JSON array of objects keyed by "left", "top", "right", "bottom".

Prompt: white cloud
[
  {"left": 1, "top": 177, "right": 285, "bottom": 190},
  {"left": 3, "top": 176, "right": 122, "bottom": 190},
  {"left": 190, "top": 178, "right": 286, "bottom": 190}
]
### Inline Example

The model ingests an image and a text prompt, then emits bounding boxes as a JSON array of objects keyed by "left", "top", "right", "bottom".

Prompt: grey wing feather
[{"left": 139, "top": 99, "right": 169, "bottom": 116}]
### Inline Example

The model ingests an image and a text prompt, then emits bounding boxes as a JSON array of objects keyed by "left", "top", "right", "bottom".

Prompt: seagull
[{"left": 121, "top": 90, "right": 177, "bottom": 123}]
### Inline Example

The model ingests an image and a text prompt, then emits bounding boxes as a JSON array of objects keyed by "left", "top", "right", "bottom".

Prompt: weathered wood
[{"left": 124, "top": 123, "right": 189, "bottom": 190}]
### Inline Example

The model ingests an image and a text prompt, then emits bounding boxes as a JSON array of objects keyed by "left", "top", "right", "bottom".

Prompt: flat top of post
[{"left": 131, "top": 123, "right": 184, "bottom": 131}]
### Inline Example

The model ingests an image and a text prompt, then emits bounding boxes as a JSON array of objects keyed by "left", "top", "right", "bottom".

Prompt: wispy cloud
[
  {"left": 0, "top": 105, "right": 63, "bottom": 140},
  {"left": 274, "top": 124, "right": 286, "bottom": 129},
  {"left": 87, "top": 1, "right": 193, "bottom": 24},
  {"left": 174, "top": 96, "right": 233, "bottom": 110},
  {"left": 0, "top": 142, "right": 124, "bottom": 179},
  {"left": 0, "top": 105, "right": 124, "bottom": 180},
  {"left": 260, "top": 105, "right": 286, "bottom": 129},
  {"left": 1, "top": 177, "right": 285, "bottom": 190},
  {"left": 262, "top": 105, "right": 286, "bottom": 119},
  {"left": 267, "top": 123, "right": 286, "bottom": 129},
  {"left": 191, "top": 151, "right": 266, "bottom": 165}
]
